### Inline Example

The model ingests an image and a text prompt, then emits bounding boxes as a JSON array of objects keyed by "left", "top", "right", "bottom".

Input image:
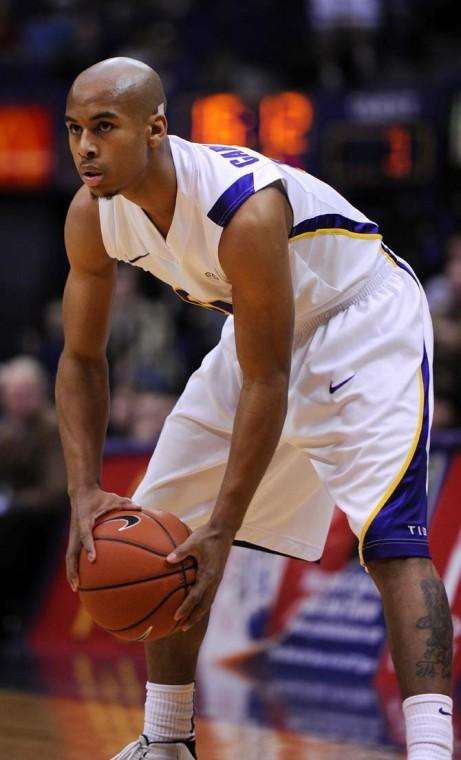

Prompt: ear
[{"left": 147, "top": 113, "right": 167, "bottom": 147}]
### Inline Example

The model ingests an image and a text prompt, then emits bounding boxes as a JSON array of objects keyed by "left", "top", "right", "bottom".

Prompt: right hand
[{"left": 66, "top": 486, "right": 139, "bottom": 591}]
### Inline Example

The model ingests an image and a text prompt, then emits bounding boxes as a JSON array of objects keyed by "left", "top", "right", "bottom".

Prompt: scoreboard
[{"left": 168, "top": 87, "right": 445, "bottom": 190}]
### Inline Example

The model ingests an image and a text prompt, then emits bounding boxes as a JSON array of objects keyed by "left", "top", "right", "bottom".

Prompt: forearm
[
  {"left": 55, "top": 352, "right": 110, "bottom": 498},
  {"left": 209, "top": 374, "right": 289, "bottom": 536}
]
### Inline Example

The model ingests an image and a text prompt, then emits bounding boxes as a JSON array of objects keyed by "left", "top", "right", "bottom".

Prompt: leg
[
  {"left": 145, "top": 616, "right": 209, "bottom": 684},
  {"left": 367, "top": 557, "right": 452, "bottom": 699},
  {"left": 124, "top": 620, "right": 210, "bottom": 759},
  {"left": 368, "top": 556, "right": 453, "bottom": 759}
]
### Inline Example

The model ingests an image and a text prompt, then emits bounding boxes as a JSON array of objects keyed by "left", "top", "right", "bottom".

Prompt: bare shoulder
[{"left": 64, "top": 185, "right": 112, "bottom": 274}]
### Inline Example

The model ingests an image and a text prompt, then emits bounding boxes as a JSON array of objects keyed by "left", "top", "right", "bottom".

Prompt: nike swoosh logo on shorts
[
  {"left": 329, "top": 374, "right": 355, "bottom": 394},
  {"left": 439, "top": 707, "right": 452, "bottom": 716},
  {"left": 128, "top": 252, "right": 150, "bottom": 263}
]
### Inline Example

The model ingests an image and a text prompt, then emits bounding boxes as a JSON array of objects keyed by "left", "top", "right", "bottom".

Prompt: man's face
[
  {"left": 2, "top": 374, "right": 44, "bottom": 421},
  {"left": 65, "top": 85, "right": 151, "bottom": 198}
]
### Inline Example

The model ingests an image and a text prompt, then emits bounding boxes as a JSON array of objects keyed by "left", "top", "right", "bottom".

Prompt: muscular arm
[
  {"left": 56, "top": 186, "right": 116, "bottom": 497},
  {"left": 56, "top": 187, "right": 134, "bottom": 586},
  {"left": 210, "top": 185, "right": 294, "bottom": 534},
  {"left": 171, "top": 185, "right": 294, "bottom": 628}
]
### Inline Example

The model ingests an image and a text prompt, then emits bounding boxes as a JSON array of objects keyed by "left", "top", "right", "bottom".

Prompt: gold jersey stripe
[
  {"left": 358, "top": 367, "right": 425, "bottom": 566},
  {"left": 289, "top": 228, "right": 383, "bottom": 242}
]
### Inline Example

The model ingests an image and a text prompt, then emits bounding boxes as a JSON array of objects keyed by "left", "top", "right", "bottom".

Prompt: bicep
[
  {"left": 62, "top": 186, "right": 117, "bottom": 359},
  {"left": 219, "top": 187, "right": 294, "bottom": 381}
]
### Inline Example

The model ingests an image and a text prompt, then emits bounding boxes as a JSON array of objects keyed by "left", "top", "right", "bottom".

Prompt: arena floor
[
  {"left": 0, "top": 689, "right": 404, "bottom": 760},
  {"left": 0, "top": 648, "right": 406, "bottom": 760}
]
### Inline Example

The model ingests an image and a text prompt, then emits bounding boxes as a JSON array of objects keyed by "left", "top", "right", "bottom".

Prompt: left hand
[{"left": 166, "top": 523, "right": 234, "bottom": 632}]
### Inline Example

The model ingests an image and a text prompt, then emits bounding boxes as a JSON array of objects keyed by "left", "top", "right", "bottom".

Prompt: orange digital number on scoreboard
[
  {"left": 191, "top": 94, "right": 256, "bottom": 147},
  {"left": 259, "top": 92, "right": 314, "bottom": 162},
  {"left": 383, "top": 124, "right": 412, "bottom": 179},
  {"left": 191, "top": 92, "right": 314, "bottom": 166},
  {"left": 0, "top": 105, "right": 54, "bottom": 187}
]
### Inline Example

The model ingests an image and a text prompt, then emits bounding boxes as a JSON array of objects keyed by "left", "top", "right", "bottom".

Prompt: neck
[{"left": 121, "top": 137, "right": 177, "bottom": 238}]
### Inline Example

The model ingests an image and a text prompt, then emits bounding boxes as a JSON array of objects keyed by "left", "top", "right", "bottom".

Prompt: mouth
[{"left": 80, "top": 168, "right": 104, "bottom": 187}]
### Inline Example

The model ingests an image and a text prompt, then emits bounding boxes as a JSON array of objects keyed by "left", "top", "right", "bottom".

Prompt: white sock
[
  {"left": 143, "top": 681, "right": 195, "bottom": 743},
  {"left": 403, "top": 693, "right": 453, "bottom": 759}
]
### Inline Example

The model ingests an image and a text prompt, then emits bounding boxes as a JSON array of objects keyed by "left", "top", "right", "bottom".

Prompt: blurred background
[{"left": 2, "top": 1, "right": 461, "bottom": 758}]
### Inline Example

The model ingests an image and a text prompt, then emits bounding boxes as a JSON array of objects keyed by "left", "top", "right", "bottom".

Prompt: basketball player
[{"left": 56, "top": 57, "right": 454, "bottom": 760}]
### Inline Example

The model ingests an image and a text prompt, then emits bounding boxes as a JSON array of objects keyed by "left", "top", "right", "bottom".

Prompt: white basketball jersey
[{"left": 98, "top": 135, "right": 391, "bottom": 323}]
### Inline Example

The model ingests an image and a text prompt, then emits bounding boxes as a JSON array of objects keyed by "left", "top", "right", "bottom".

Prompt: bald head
[{"left": 68, "top": 57, "right": 166, "bottom": 119}]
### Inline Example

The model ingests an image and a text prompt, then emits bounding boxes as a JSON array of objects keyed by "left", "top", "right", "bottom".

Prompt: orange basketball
[{"left": 78, "top": 508, "right": 196, "bottom": 642}]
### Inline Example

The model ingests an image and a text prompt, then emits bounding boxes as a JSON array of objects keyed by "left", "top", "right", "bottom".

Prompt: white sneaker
[
  {"left": 110, "top": 735, "right": 196, "bottom": 760},
  {"left": 110, "top": 735, "right": 150, "bottom": 760},
  {"left": 143, "top": 743, "right": 195, "bottom": 759}
]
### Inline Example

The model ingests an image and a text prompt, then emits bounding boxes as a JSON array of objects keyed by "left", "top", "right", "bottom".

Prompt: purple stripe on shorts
[{"left": 362, "top": 347, "right": 431, "bottom": 564}]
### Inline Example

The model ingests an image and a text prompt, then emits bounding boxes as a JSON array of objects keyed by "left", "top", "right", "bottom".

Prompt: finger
[
  {"left": 125, "top": 499, "right": 142, "bottom": 509},
  {"left": 174, "top": 580, "right": 206, "bottom": 621},
  {"left": 180, "top": 603, "right": 209, "bottom": 632},
  {"left": 66, "top": 532, "right": 82, "bottom": 592},
  {"left": 115, "top": 497, "right": 141, "bottom": 510},
  {"left": 179, "top": 588, "right": 216, "bottom": 631},
  {"left": 179, "top": 583, "right": 219, "bottom": 631},
  {"left": 65, "top": 554, "right": 79, "bottom": 592},
  {"left": 93, "top": 498, "right": 138, "bottom": 521},
  {"left": 167, "top": 540, "right": 195, "bottom": 564},
  {"left": 79, "top": 520, "right": 96, "bottom": 563}
]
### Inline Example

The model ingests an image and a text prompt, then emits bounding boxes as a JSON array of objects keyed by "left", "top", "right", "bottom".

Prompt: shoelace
[{"left": 116, "top": 736, "right": 149, "bottom": 759}]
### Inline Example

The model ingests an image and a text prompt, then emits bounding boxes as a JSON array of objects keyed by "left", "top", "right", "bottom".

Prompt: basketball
[{"left": 78, "top": 508, "right": 197, "bottom": 642}]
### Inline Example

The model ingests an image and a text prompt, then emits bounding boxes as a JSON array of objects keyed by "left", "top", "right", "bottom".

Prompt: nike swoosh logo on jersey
[
  {"left": 329, "top": 374, "right": 355, "bottom": 394},
  {"left": 128, "top": 252, "right": 151, "bottom": 263},
  {"left": 439, "top": 707, "right": 452, "bottom": 716}
]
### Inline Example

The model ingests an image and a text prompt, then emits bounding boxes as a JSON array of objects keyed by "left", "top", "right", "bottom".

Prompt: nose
[{"left": 78, "top": 129, "right": 98, "bottom": 158}]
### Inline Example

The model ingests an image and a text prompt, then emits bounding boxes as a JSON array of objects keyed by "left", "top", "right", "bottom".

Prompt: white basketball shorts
[{"left": 133, "top": 256, "right": 433, "bottom": 566}]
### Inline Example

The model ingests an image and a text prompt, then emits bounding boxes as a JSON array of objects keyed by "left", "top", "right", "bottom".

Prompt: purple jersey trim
[
  {"left": 290, "top": 214, "right": 380, "bottom": 238},
  {"left": 382, "top": 242, "right": 420, "bottom": 285},
  {"left": 207, "top": 173, "right": 255, "bottom": 227},
  {"left": 362, "top": 347, "right": 431, "bottom": 564}
]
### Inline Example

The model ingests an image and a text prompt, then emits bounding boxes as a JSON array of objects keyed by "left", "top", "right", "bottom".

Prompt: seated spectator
[
  {"left": 0, "top": 356, "right": 67, "bottom": 640},
  {"left": 108, "top": 384, "right": 137, "bottom": 439},
  {"left": 108, "top": 263, "right": 184, "bottom": 392},
  {"left": 130, "top": 390, "right": 177, "bottom": 443},
  {"left": 0, "top": 355, "right": 67, "bottom": 511},
  {"left": 425, "top": 234, "right": 461, "bottom": 428}
]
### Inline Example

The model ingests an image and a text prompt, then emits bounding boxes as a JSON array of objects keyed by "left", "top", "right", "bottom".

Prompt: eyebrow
[{"left": 65, "top": 111, "right": 120, "bottom": 123}]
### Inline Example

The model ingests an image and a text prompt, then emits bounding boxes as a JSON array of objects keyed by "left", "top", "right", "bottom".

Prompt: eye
[
  {"left": 67, "top": 123, "right": 81, "bottom": 135},
  {"left": 97, "top": 121, "right": 113, "bottom": 133}
]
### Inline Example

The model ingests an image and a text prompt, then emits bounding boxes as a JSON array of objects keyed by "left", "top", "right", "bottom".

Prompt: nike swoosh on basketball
[
  {"left": 128, "top": 252, "right": 151, "bottom": 263},
  {"left": 439, "top": 707, "right": 452, "bottom": 716},
  {"left": 104, "top": 514, "right": 141, "bottom": 531},
  {"left": 329, "top": 374, "right": 355, "bottom": 394}
]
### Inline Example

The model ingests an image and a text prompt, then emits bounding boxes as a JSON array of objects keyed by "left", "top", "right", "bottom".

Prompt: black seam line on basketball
[
  {"left": 78, "top": 563, "right": 196, "bottom": 592},
  {"left": 140, "top": 510, "right": 192, "bottom": 598},
  {"left": 93, "top": 537, "right": 168, "bottom": 557},
  {"left": 107, "top": 585, "right": 186, "bottom": 632},
  {"left": 140, "top": 509, "right": 179, "bottom": 549}
]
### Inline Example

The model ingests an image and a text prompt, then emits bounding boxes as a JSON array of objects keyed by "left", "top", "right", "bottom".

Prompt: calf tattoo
[{"left": 415, "top": 577, "right": 453, "bottom": 680}]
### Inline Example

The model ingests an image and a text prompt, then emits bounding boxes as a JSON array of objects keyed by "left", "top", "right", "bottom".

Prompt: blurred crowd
[{"left": 1, "top": 0, "right": 461, "bottom": 93}]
